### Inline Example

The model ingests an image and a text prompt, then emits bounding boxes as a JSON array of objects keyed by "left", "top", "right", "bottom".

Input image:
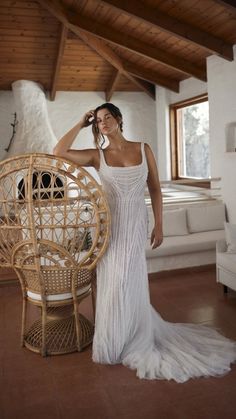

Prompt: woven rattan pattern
[
  {"left": 24, "top": 314, "right": 94, "bottom": 355},
  {"left": 21, "top": 268, "right": 95, "bottom": 295}
]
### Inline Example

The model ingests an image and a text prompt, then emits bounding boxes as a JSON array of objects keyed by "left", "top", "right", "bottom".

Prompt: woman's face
[{"left": 96, "top": 108, "right": 119, "bottom": 136}]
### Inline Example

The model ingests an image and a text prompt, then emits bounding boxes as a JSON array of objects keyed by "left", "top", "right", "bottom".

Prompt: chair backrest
[{"left": 0, "top": 153, "right": 110, "bottom": 298}]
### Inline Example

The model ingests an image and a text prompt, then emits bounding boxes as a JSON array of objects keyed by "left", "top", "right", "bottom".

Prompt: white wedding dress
[{"left": 92, "top": 143, "right": 236, "bottom": 383}]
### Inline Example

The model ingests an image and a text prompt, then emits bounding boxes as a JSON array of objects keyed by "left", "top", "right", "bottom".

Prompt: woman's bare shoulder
[
  {"left": 127, "top": 140, "right": 151, "bottom": 147},
  {"left": 126, "top": 140, "right": 142, "bottom": 148}
]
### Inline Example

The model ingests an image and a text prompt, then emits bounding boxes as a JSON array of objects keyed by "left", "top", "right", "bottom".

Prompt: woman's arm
[
  {"left": 144, "top": 143, "right": 163, "bottom": 249},
  {"left": 53, "top": 110, "right": 99, "bottom": 169}
]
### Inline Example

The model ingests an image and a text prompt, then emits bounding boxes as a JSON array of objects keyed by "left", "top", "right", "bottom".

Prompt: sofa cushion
[
  {"left": 146, "top": 229, "right": 225, "bottom": 258},
  {"left": 224, "top": 221, "right": 236, "bottom": 253},
  {"left": 27, "top": 284, "right": 91, "bottom": 301},
  {"left": 187, "top": 203, "right": 225, "bottom": 233},
  {"left": 147, "top": 207, "right": 188, "bottom": 238},
  {"left": 163, "top": 208, "right": 188, "bottom": 237}
]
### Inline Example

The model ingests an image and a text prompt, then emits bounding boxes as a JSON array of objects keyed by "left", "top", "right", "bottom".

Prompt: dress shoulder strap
[
  {"left": 141, "top": 142, "right": 145, "bottom": 160},
  {"left": 141, "top": 142, "right": 148, "bottom": 169},
  {"left": 98, "top": 147, "right": 105, "bottom": 170}
]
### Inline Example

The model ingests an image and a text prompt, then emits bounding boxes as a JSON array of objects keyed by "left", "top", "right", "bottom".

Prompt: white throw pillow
[
  {"left": 187, "top": 203, "right": 225, "bottom": 233},
  {"left": 224, "top": 221, "right": 236, "bottom": 253},
  {"left": 163, "top": 208, "right": 188, "bottom": 237}
]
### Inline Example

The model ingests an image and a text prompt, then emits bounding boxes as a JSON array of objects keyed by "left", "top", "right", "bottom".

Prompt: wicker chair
[{"left": 0, "top": 154, "right": 110, "bottom": 356}]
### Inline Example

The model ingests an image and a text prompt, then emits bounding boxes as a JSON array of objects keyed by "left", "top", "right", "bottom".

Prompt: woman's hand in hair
[{"left": 79, "top": 110, "right": 95, "bottom": 128}]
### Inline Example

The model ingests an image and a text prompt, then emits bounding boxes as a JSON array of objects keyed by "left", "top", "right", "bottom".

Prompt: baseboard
[
  {"left": 0, "top": 268, "right": 18, "bottom": 286},
  {"left": 0, "top": 279, "right": 19, "bottom": 287},
  {"left": 1, "top": 264, "right": 216, "bottom": 286},
  {"left": 148, "top": 264, "right": 216, "bottom": 280}
]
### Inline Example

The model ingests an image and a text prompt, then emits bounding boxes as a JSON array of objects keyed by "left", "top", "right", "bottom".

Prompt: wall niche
[{"left": 225, "top": 122, "right": 236, "bottom": 152}]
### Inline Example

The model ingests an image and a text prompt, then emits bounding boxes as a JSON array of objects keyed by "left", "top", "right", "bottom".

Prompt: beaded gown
[{"left": 92, "top": 143, "right": 236, "bottom": 382}]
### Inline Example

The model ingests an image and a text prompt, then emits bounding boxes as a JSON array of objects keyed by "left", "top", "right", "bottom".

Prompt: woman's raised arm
[{"left": 53, "top": 110, "right": 100, "bottom": 169}]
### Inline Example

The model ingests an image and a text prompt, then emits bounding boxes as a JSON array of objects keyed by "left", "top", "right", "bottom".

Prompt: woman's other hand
[{"left": 150, "top": 226, "right": 163, "bottom": 249}]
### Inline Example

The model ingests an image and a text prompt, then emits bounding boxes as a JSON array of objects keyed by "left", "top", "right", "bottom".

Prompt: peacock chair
[{"left": 0, "top": 153, "right": 110, "bottom": 356}]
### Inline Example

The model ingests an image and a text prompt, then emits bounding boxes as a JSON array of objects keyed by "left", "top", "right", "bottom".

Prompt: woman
[{"left": 54, "top": 102, "right": 236, "bottom": 382}]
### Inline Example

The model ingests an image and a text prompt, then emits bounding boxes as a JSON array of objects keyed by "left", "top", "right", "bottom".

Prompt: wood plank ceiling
[{"left": 0, "top": 0, "right": 236, "bottom": 101}]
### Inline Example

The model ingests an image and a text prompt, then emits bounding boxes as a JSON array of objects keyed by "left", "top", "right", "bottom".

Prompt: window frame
[{"left": 170, "top": 93, "right": 210, "bottom": 187}]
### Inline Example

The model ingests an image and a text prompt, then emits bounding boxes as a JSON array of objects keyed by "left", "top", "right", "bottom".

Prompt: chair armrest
[{"left": 216, "top": 239, "right": 227, "bottom": 253}]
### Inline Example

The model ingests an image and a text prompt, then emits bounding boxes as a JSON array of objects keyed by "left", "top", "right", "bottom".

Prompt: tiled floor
[{"left": 0, "top": 267, "right": 236, "bottom": 419}]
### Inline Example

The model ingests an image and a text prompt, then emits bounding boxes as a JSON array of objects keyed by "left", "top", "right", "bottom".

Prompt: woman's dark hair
[{"left": 92, "top": 102, "right": 123, "bottom": 148}]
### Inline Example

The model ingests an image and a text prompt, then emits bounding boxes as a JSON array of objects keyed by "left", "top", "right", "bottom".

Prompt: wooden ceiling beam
[
  {"left": 213, "top": 0, "right": 236, "bottom": 13},
  {"left": 101, "top": 0, "right": 234, "bottom": 61},
  {"left": 38, "top": 0, "right": 156, "bottom": 99},
  {"left": 73, "top": 30, "right": 156, "bottom": 99},
  {"left": 68, "top": 10, "right": 206, "bottom": 81},
  {"left": 76, "top": 31, "right": 173, "bottom": 94},
  {"left": 50, "top": 23, "right": 68, "bottom": 100},
  {"left": 38, "top": 0, "right": 206, "bottom": 81},
  {"left": 106, "top": 70, "right": 120, "bottom": 101},
  {"left": 123, "top": 63, "right": 179, "bottom": 93}
]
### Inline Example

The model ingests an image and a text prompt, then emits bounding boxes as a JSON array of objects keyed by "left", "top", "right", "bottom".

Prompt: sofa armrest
[{"left": 216, "top": 239, "right": 227, "bottom": 253}]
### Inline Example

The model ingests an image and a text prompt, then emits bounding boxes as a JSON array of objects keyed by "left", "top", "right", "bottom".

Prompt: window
[{"left": 170, "top": 94, "right": 210, "bottom": 180}]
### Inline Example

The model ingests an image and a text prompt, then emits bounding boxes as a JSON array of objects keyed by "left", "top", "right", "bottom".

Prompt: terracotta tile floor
[{"left": 0, "top": 267, "right": 236, "bottom": 419}]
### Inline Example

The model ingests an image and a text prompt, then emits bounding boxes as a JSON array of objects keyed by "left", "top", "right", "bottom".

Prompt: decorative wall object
[{"left": 7, "top": 80, "right": 57, "bottom": 157}]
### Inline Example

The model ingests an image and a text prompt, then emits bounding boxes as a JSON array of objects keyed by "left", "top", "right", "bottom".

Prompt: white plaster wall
[
  {"left": 207, "top": 45, "right": 236, "bottom": 222},
  {"left": 46, "top": 91, "right": 105, "bottom": 150},
  {"left": 155, "top": 86, "right": 171, "bottom": 180},
  {"left": 168, "top": 78, "right": 207, "bottom": 105},
  {"left": 47, "top": 91, "right": 157, "bottom": 155},
  {"left": 0, "top": 90, "right": 157, "bottom": 166}
]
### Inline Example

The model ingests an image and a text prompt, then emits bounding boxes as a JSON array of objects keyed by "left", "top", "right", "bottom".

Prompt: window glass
[{"left": 177, "top": 101, "right": 210, "bottom": 178}]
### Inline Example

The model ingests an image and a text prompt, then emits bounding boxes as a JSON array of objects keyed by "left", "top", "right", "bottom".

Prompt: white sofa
[
  {"left": 146, "top": 201, "right": 226, "bottom": 273},
  {"left": 216, "top": 220, "right": 236, "bottom": 292}
]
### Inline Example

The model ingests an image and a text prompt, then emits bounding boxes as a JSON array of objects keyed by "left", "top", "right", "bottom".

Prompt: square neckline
[{"left": 100, "top": 143, "right": 144, "bottom": 169}]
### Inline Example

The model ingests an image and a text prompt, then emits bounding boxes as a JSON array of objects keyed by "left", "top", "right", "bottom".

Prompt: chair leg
[
  {"left": 223, "top": 285, "right": 228, "bottom": 294},
  {"left": 74, "top": 300, "right": 82, "bottom": 352},
  {"left": 16, "top": 270, "right": 27, "bottom": 347},
  {"left": 41, "top": 304, "right": 47, "bottom": 357},
  {"left": 21, "top": 297, "right": 27, "bottom": 347}
]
